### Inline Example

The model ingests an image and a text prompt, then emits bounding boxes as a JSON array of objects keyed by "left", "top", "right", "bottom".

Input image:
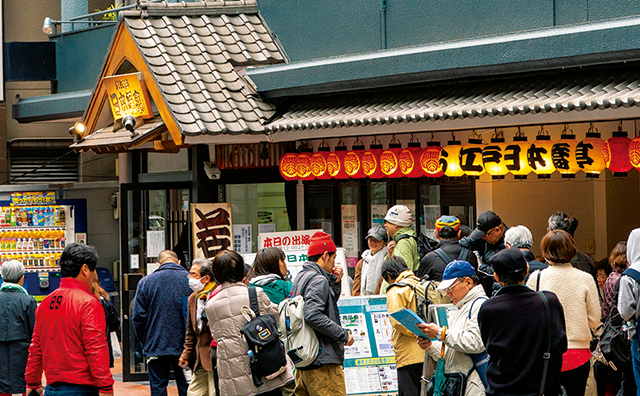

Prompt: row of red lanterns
[{"left": 279, "top": 127, "right": 640, "bottom": 180}]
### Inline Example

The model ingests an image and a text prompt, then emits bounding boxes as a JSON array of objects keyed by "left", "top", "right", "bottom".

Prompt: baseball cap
[
  {"left": 435, "top": 215, "right": 461, "bottom": 232},
  {"left": 487, "top": 249, "right": 528, "bottom": 276},
  {"left": 437, "top": 260, "right": 476, "bottom": 291},
  {"left": 385, "top": 205, "right": 413, "bottom": 227},
  {"left": 307, "top": 231, "right": 337, "bottom": 257},
  {"left": 366, "top": 226, "right": 387, "bottom": 242},
  {"left": 469, "top": 211, "right": 502, "bottom": 239}
]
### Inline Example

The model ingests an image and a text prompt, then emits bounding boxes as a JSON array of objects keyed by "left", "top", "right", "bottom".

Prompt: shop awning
[
  {"left": 264, "top": 65, "right": 640, "bottom": 141},
  {"left": 70, "top": 117, "right": 166, "bottom": 154}
]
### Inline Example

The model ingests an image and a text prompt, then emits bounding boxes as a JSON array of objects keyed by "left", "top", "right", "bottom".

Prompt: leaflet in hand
[{"left": 389, "top": 308, "right": 433, "bottom": 339}]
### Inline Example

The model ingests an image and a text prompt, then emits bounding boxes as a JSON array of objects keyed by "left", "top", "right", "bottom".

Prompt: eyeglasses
[{"left": 445, "top": 278, "right": 462, "bottom": 293}]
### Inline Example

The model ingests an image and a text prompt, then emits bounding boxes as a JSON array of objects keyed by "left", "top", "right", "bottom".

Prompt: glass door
[{"left": 120, "top": 182, "right": 191, "bottom": 382}]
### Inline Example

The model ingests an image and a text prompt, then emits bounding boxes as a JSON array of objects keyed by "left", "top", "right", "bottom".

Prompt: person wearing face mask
[
  {"left": 180, "top": 259, "right": 217, "bottom": 396},
  {"left": 353, "top": 227, "right": 388, "bottom": 296}
]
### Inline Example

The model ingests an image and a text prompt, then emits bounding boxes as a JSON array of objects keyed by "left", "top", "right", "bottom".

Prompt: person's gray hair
[
  {"left": 548, "top": 212, "right": 578, "bottom": 237},
  {"left": 504, "top": 225, "right": 534, "bottom": 249},
  {"left": 1, "top": 260, "right": 25, "bottom": 283},
  {"left": 191, "top": 258, "right": 213, "bottom": 280}
]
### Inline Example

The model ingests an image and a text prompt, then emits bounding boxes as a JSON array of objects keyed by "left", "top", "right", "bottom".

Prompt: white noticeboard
[
  {"left": 233, "top": 224, "right": 252, "bottom": 254},
  {"left": 146, "top": 230, "right": 165, "bottom": 258},
  {"left": 341, "top": 204, "right": 359, "bottom": 268}
]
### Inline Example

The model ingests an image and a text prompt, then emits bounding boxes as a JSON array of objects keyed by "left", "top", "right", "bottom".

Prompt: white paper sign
[
  {"left": 233, "top": 224, "right": 252, "bottom": 254},
  {"left": 341, "top": 205, "right": 358, "bottom": 268},
  {"left": 130, "top": 254, "right": 139, "bottom": 270},
  {"left": 258, "top": 229, "right": 322, "bottom": 251},
  {"left": 146, "top": 230, "right": 165, "bottom": 258}
]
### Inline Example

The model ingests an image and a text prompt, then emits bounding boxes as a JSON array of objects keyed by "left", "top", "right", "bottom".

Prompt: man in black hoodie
[
  {"left": 459, "top": 211, "right": 507, "bottom": 270},
  {"left": 478, "top": 249, "right": 567, "bottom": 396}
]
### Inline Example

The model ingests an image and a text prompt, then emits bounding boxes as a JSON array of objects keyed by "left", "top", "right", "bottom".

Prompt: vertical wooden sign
[{"left": 191, "top": 203, "right": 233, "bottom": 259}]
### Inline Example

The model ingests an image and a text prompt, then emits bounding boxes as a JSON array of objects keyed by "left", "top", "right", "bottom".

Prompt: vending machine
[{"left": 0, "top": 192, "right": 87, "bottom": 302}]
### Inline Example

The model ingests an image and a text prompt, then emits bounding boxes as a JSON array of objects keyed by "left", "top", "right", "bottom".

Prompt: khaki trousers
[
  {"left": 294, "top": 364, "right": 346, "bottom": 396},
  {"left": 187, "top": 366, "right": 216, "bottom": 396}
]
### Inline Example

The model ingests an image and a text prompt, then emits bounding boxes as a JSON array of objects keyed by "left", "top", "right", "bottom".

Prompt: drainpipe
[
  {"left": 61, "top": 0, "right": 88, "bottom": 32},
  {"left": 380, "top": 0, "right": 387, "bottom": 50}
]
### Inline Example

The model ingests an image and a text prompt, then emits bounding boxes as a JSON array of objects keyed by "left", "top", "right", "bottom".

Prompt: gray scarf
[{"left": 361, "top": 246, "right": 388, "bottom": 295}]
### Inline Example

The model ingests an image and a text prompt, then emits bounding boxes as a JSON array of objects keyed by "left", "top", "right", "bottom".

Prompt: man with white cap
[
  {"left": 384, "top": 205, "right": 420, "bottom": 272},
  {"left": 416, "top": 260, "right": 488, "bottom": 396}
]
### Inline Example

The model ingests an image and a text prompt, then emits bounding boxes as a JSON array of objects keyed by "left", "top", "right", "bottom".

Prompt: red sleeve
[
  {"left": 25, "top": 303, "right": 44, "bottom": 388},
  {"left": 81, "top": 299, "right": 114, "bottom": 393}
]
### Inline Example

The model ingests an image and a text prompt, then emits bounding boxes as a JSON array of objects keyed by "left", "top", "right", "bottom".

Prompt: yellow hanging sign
[{"left": 103, "top": 72, "right": 153, "bottom": 120}]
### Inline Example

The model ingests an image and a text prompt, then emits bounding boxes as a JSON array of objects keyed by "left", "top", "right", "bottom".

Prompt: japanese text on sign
[
  {"left": 10, "top": 191, "right": 56, "bottom": 206},
  {"left": 191, "top": 203, "right": 233, "bottom": 259},
  {"left": 103, "top": 72, "right": 153, "bottom": 120},
  {"left": 258, "top": 230, "right": 322, "bottom": 252}
]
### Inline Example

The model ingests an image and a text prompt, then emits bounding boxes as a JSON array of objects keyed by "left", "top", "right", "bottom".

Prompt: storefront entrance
[{"left": 119, "top": 181, "right": 191, "bottom": 382}]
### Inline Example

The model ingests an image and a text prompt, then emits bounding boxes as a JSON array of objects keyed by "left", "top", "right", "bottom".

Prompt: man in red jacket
[{"left": 25, "top": 243, "right": 114, "bottom": 396}]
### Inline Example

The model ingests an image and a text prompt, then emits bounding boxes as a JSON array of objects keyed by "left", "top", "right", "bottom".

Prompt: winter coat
[
  {"left": 291, "top": 261, "right": 348, "bottom": 368},
  {"left": 526, "top": 263, "right": 601, "bottom": 349},
  {"left": 618, "top": 229, "right": 640, "bottom": 337},
  {"left": 0, "top": 286, "right": 36, "bottom": 394},
  {"left": 571, "top": 250, "right": 597, "bottom": 279},
  {"left": 99, "top": 296, "right": 120, "bottom": 368},
  {"left": 358, "top": 247, "right": 388, "bottom": 295},
  {"left": 602, "top": 272, "right": 622, "bottom": 320},
  {"left": 249, "top": 274, "right": 292, "bottom": 305},
  {"left": 180, "top": 287, "right": 214, "bottom": 372},
  {"left": 479, "top": 284, "right": 567, "bottom": 396},
  {"left": 417, "top": 239, "right": 479, "bottom": 280},
  {"left": 392, "top": 227, "right": 420, "bottom": 272},
  {"left": 459, "top": 224, "right": 507, "bottom": 265},
  {"left": 385, "top": 270, "right": 426, "bottom": 368},
  {"left": 204, "top": 282, "right": 294, "bottom": 396},
  {"left": 427, "top": 284, "right": 487, "bottom": 396},
  {"left": 523, "top": 250, "right": 547, "bottom": 281},
  {"left": 132, "top": 262, "right": 192, "bottom": 357}
]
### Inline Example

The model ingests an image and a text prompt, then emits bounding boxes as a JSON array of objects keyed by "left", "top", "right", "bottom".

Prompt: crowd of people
[{"left": 0, "top": 207, "right": 639, "bottom": 396}]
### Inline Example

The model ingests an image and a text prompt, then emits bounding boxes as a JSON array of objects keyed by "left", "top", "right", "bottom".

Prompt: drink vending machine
[{"left": 0, "top": 192, "right": 87, "bottom": 302}]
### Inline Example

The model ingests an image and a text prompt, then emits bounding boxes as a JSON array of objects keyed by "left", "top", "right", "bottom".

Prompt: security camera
[
  {"left": 123, "top": 115, "right": 136, "bottom": 134},
  {"left": 204, "top": 161, "right": 221, "bottom": 180}
]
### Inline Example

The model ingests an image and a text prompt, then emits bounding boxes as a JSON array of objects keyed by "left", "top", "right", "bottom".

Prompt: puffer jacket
[
  {"left": 427, "top": 284, "right": 487, "bottom": 396},
  {"left": 386, "top": 270, "right": 426, "bottom": 368},
  {"left": 618, "top": 229, "right": 640, "bottom": 337},
  {"left": 204, "top": 282, "right": 294, "bottom": 396},
  {"left": 249, "top": 274, "right": 292, "bottom": 305}
]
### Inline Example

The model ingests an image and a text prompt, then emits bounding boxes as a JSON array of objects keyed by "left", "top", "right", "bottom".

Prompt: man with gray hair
[
  {"left": 504, "top": 225, "right": 547, "bottom": 277},
  {"left": 0, "top": 260, "right": 36, "bottom": 396},
  {"left": 547, "top": 212, "right": 597, "bottom": 279}
]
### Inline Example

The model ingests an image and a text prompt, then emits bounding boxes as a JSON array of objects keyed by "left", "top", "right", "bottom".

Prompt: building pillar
[
  {"left": 296, "top": 180, "right": 304, "bottom": 231},
  {"left": 475, "top": 173, "right": 493, "bottom": 220},
  {"left": 61, "top": 0, "right": 88, "bottom": 32}
]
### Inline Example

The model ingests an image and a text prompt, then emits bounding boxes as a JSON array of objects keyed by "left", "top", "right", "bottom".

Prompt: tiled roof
[
  {"left": 122, "top": 0, "right": 286, "bottom": 136},
  {"left": 265, "top": 66, "right": 640, "bottom": 132}
]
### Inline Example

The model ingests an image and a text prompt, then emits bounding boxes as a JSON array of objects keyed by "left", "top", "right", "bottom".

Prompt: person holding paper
[
  {"left": 381, "top": 256, "right": 426, "bottom": 396},
  {"left": 416, "top": 260, "right": 487, "bottom": 396}
]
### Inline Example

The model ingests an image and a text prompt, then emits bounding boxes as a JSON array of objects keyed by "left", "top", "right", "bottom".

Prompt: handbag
[
  {"left": 538, "top": 291, "right": 568, "bottom": 396},
  {"left": 598, "top": 278, "right": 631, "bottom": 369},
  {"left": 426, "top": 372, "right": 467, "bottom": 396}
]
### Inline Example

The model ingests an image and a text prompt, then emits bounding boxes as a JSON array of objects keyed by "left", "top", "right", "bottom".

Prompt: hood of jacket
[
  {"left": 393, "top": 227, "right": 417, "bottom": 241},
  {"left": 250, "top": 273, "right": 282, "bottom": 286},
  {"left": 628, "top": 228, "right": 640, "bottom": 267}
]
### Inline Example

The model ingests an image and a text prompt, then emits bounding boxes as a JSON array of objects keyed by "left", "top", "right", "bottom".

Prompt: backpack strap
[
  {"left": 434, "top": 248, "right": 454, "bottom": 265},
  {"left": 538, "top": 291, "right": 551, "bottom": 396},
  {"left": 459, "top": 248, "right": 470, "bottom": 262},
  {"left": 536, "top": 270, "right": 542, "bottom": 292},
  {"left": 468, "top": 296, "right": 489, "bottom": 319},
  {"left": 248, "top": 286, "right": 260, "bottom": 317},
  {"left": 622, "top": 268, "right": 640, "bottom": 283}
]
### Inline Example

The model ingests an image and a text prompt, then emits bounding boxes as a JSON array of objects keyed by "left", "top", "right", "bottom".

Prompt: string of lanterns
[{"left": 280, "top": 124, "right": 640, "bottom": 181}]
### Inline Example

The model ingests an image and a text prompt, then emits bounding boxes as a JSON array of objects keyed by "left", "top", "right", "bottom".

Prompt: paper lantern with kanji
[
  {"left": 295, "top": 152, "right": 313, "bottom": 180},
  {"left": 528, "top": 135, "right": 555, "bottom": 179},
  {"left": 440, "top": 139, "right": 465, "bottom": 178},
  {"left": 578, "top": 131, "right": 606, "bottom": 178},
  {"left": 460, "top": 137, "right": 485, "bottom": 178},
  {"left": 483, "top": 136, "right": 508, "bottom": 179},
  {"left": 380, "top": 142, "right": 403, "bottom": 178},
  {"left": 344, "top": 143, "right": 366, "bottom": 178},
  {"left": 399, "top": 142, "right": 423, "bottom": 178},
  {"left": 630, "top": 136, "right": 640, "bottom": 172},
  {"left": 327, "top": 144, "right": 349, "bottom": 179},
  {"left": 362, "top": 142, "right": 385, "bottom": 179},
  {"left": 552, "top": 133, "right": 580, "bottom": 178},
  {"left": 421, "top": 142, "right": 444, "bottom": 177},
  {"left": 311, "top": 147, "right": 330, "bottom": 180},
  {"left": 505, "top": 136, "right": 532, "bottom": 179},
  {"left": 603, "top": 131, "right": 632, "bottom": 176},
  {"left": 279, "top": 153, "right": 298, "bottom": 181}
]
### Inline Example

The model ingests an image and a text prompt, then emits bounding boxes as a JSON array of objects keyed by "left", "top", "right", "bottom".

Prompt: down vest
[{"left": 204, "top": 282, "right": 294, "bottom": 396}]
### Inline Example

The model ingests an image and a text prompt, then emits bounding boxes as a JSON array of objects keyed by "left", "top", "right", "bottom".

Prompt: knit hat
[
  {"left": 307, "top": 231, "right": 337, "bottom": 257},
  {"left": 384, "top": 205, "right": 413, "bottom": 227},
  {"left": 435, "top": 215, "right": 461, "bottom": 232}
]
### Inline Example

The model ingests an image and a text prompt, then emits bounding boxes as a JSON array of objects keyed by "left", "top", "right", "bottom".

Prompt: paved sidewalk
[{"left": 111, "top": 359, "right": 180, "bottom": 396}]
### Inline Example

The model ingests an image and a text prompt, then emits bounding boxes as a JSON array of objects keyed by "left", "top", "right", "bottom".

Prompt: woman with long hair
[{"left": 248, "top": 247, "right": 291, "bottom": 305}]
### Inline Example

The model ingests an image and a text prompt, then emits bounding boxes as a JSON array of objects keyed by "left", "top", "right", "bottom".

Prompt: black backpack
[
  {"left": 432, "top": 247, "right": 499, "bottom": 297},
  {"left": 396, "top": 233, "right": 438, "bottom": 260},
  {"left": 240, "top": 287, "right": 288, "bottom": 387}
]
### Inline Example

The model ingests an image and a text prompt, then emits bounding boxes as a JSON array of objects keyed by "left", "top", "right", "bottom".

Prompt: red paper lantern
[
  {"left": 440, "top": 139, "right": 465, "bottom": 178},
  {"left": 313, "top": 145, "right": 331, "bottom": 180},
  {"left": 578, "top": 129, "right": 606, "bottom": 178},
  {"left": 552, "top": 131, "right": 580, "bottom": 178},
  {"left": 421, "top": 142, "right": 444, "bottom": 177},
  {"left": 380, "top": 141, "right": 403, "bottom": 178},
  {"left": 529, "top": 134, "right": 555, "bottom": 179},
  {"left": 344, "top": 141, "right": 366, "bottom": 178},
  {"left": 399, "top": 141, "right": 423, "bottom": 178},
  {"left": 629, "top": 136, "right": 640, "bottom": 172},
  {"left": 295, "top": 152, "right": 313, "bottom": 180},
  {"left": 362, "top": 141, "right": 385, "bottom": 179},
  {"left": 279, "top": 153, "right": 298, "bottom": 181},
  {"left": 460, "top": 137, "right": 485, "bottom": 178},
  {"left": 505, "top": 134, "right": 532, "bottom": 179},
  {"left": 327, "top": 143, "right": 349, "bottom": 179},
  {"left": 483, "top": 135, "right": 508, "bottom": 179},
  {"left": 603, "top": 130, "right": 632, "bottom": 176}
]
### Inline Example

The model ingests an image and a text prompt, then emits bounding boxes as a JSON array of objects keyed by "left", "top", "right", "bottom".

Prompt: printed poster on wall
[
  {"left": 341, "top": 204, "right": 359, "bottom": 268},
  {"left": 422, "top": 205, "right": 441, "bottom": 237},
  {"left": 191, "top": 203, "right": 232, "bottom": 259},
  {"left": 371, "top": 205, "right": 388, "bottom": 227},
  {"left": 146, "top": 230, "right": 165, "bottom": 258},
  {"left": 258, "top": 229, "right": 322, "bottom": 251},
  {"left": 233, "top": 224, "right": 252, "bottom": 254}
]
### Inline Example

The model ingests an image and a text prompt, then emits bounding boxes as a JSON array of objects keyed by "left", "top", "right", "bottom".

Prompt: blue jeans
[
  {"left": 632, "top": 332, "right": 640, "bottom": 396},
  {"left": 44, "top": 383, "right": 98, "bottom": 396},
  {"left": 148, "top": 356, "right": 188, "bottom": 396}
]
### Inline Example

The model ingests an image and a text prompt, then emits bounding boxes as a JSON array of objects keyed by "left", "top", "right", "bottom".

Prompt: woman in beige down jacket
[
  {"left": 526, "top": 230, "right": 600, "bottom": 396},
  {"left": 205, "top": 250, "right": 294, "bottom": 396}
]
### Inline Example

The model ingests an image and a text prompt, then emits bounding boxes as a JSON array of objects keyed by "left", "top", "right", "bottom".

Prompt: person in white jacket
[
  {"left": 417, "top": 260, "right": 487, "bottom": 396},
  {"left": 617, "top": 228, "right": 640, "bottom": 391}
]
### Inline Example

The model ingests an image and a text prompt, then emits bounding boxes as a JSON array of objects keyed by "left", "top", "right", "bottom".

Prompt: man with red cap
[{"left": 291, "top": 232, "right": 354, "bottom": 396}]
